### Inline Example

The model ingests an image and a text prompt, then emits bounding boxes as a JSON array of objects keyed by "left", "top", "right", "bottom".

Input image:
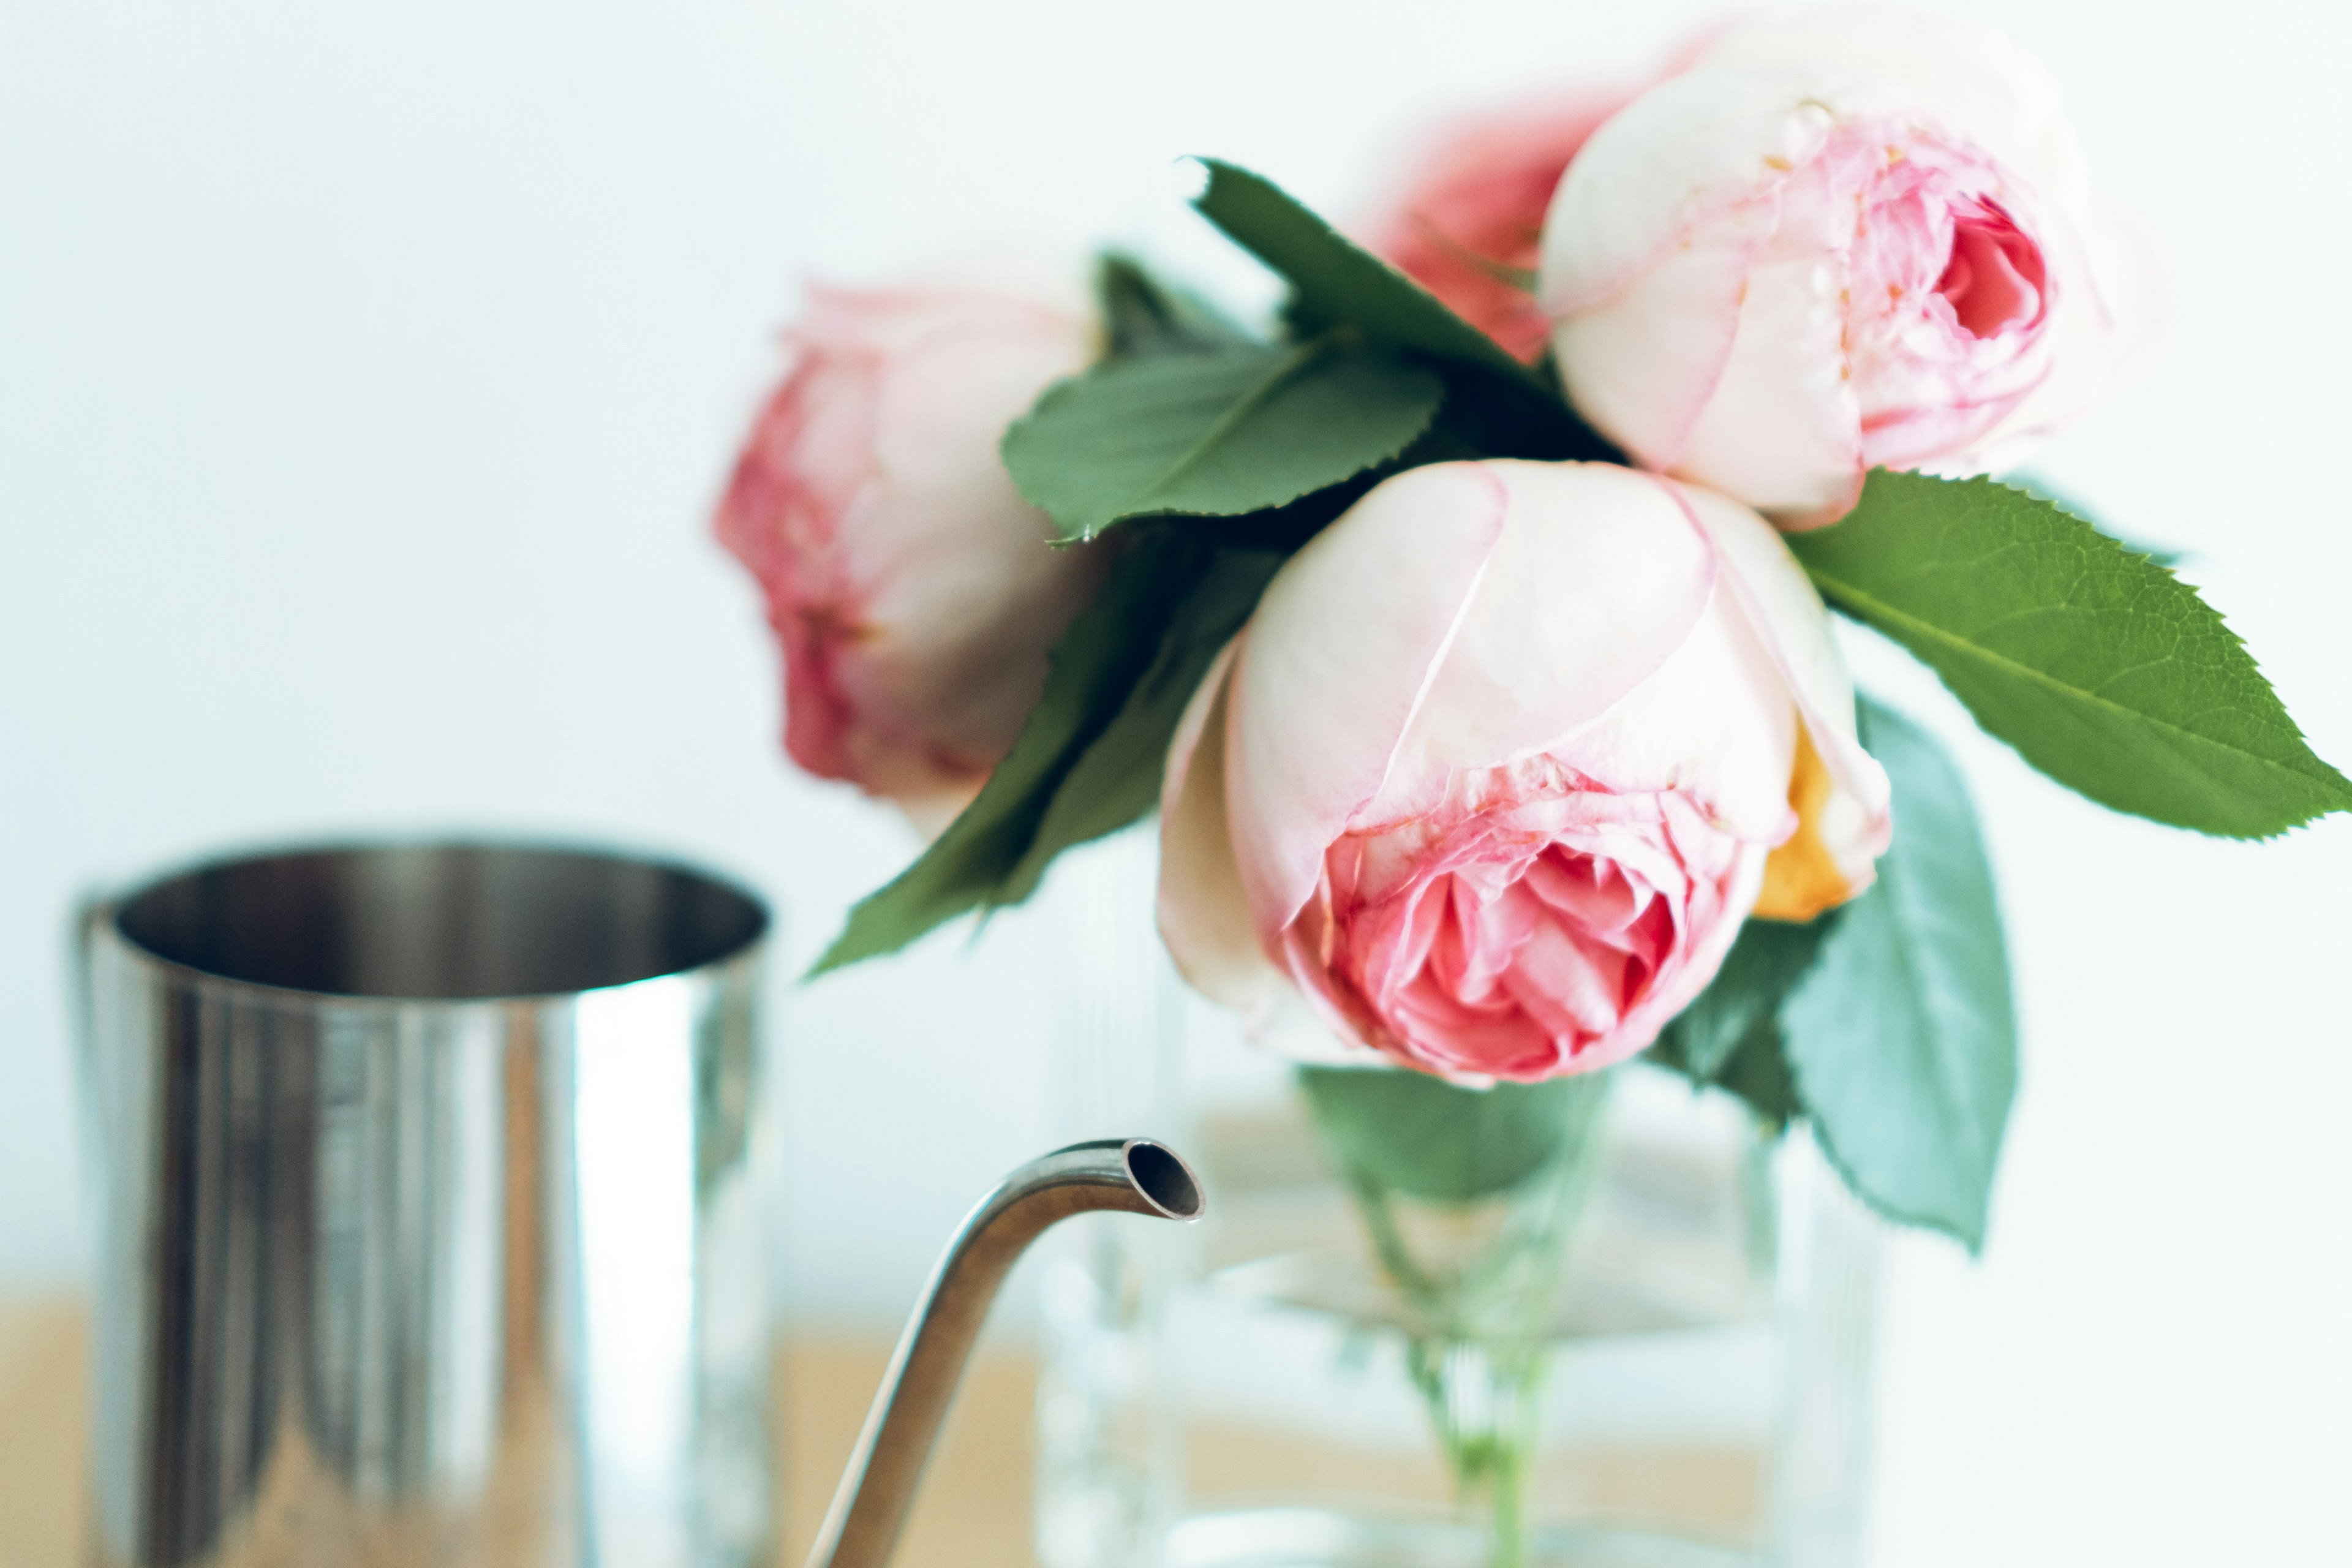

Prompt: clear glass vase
[{"left": 1035, "top": 829, "right": 1880, "bottom": 1568}]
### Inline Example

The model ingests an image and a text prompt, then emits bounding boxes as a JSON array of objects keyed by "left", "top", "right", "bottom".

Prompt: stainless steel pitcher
[{"left": 77, "top": 842, "right": 774, "bottom": 1568}]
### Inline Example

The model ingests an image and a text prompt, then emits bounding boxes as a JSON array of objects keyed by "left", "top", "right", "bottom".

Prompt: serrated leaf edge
[
  {"left": 1785, "top": 880, "right": 2000, "bottom": 1253},
  {"left": 1797, "top": 1099, "right": 1989, "bottom": 1253},
  {"left": 1812, "top": 567, "right": 2352, "bottom": 836}
]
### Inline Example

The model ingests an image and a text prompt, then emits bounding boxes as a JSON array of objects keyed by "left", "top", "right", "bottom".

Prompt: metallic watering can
[
  {"left": 77, "top": 839, "right": 1202, "bottom": 1568},
  {"left": 805, "top": 1136, "right": 1204, "bottom": 1568}
]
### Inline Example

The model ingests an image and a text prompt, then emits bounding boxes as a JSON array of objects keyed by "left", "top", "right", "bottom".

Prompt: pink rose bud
[
  {"left": 716, "top": 276, "right": 1104, "bottom": 833},
  {"left": 1540, "top": 5, "right": 2154, "bottom": 526},
  {"left": 1158, "top": 461, "right": 1891, "bottom": 1084},
  {"left": 1359, "top": 84, "right": 1645, "bottom": 361}
]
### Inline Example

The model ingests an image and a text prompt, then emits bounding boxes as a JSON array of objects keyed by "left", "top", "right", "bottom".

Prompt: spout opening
[{"left": 1121, "top": 1139, "right": 1204, "bottom": 1221}]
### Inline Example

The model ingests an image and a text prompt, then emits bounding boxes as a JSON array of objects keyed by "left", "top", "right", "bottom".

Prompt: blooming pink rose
[
  {"left": 1359, "top": 84, "right": 1645, "bottom": 361},
  {"left": 716, "top": 277, "right": 1104, "bottom": 832},
  {"left": 1540, "top": 5, "right": 2152, "bottom": 526},
  {"left": 1158, "top": 460, "right": 1890, "bottom": 1083}
]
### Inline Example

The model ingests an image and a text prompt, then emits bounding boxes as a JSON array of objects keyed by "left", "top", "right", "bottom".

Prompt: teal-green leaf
[
  {"left": 1661, "top": 917, "right": 1834, "bottom": 1082},
  {"left": 996, "top": 545, "right": 1282, "bottom": 900},
  {"left": 1297, "top": 1064, "right": 1612, "bottom": 1206},
  {"left": 1790, "top": 470, "right": 2352, "bottom": 837},
  {"left": 1781, "top": 698, "right": 2017, "bottom": 1251},
  {"left": 1002, "top": 337, "right": 1442, "bottom": 543},
  {"left": 1191, "top": 159, "right": 1537, "bottom": 383},
  {"left": 1700, "top": 1019, "right": 1804, "bottom": 1136},
  {"left": 1095, "top": 251, "right": 1251, "bottom": 356},
  {"left": 809, "top": 532, "right": 1278, "bottom": 975},
  {"left": 1186, "top": 160, "right": 1619, "bottom": 467},
  {"left": 1649, "top": 914, "right": 1834, "bottom": 1133}
]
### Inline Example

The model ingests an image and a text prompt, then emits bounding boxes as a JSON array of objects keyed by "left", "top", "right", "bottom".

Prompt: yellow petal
[{"left": 1753, "top": 724, "right": 1856, "bottom": 922}]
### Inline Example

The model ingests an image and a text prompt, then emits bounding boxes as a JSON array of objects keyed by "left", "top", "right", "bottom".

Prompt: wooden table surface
[{"left": 0, "top": 1295, "right": 1035, "bottom": 1568}]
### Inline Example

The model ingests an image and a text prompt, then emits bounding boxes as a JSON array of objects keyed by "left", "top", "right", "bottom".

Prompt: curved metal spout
[{"left": 806, "top": 1137, "right": 1205, "bottom": 1568}]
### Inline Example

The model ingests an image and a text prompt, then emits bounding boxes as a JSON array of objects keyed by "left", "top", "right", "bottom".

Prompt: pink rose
[
  {"left": 1359, "top": 84, "right": 1645, "bottom": 361},
  {"left": 1540, "top": 5, "right": 2152, "bottom": 525},
  {"left": 1158, "top": 460, "right": 1890, "bottom": 1083},
  {"left": 716, "top": 277, "right": 1104, "bottom": 832}
]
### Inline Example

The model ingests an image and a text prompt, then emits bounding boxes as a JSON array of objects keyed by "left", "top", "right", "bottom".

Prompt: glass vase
[{"left": 1035, "top": 828, "right": 1880, "bottom": 1568}]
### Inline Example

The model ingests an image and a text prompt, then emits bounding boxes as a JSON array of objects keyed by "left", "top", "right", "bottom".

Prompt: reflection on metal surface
[
  {"left": 77, "top": 842, "right": 772, "bottom": 1568},
  {"left": 806, "top": 1138, "right": 1203, "bottom": 1568}
]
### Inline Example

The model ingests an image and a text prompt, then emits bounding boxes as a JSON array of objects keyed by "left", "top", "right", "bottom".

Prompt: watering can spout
[{"left": 806, "top": 1137, "right": 1205, "bottom": 1568}]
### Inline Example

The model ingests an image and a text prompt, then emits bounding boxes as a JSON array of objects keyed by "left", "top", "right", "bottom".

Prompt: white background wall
[{"left": 4, "top": 1, "right": 2347, "bottom": 1562}]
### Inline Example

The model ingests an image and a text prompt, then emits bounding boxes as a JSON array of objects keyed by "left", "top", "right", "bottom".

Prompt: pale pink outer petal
[
  {"left": 1544, "top": 573, "right": 1800, "bottom": 845},
  {"left": 1157, "top": 638, "right": 1284, "bottom": 1012},
  {"left": 1540, "top": 69, "right": 1845, "bottom": 472},
  {"left": 1158, "top": 636, "right": 1390, "bottom": 1065},
  {"left": 1224, "top": 462, "right": 1720, "bottom": 951},
  {"left": 1660, "top": 150, "right": 1867, "bottom": 523},
  {"left": 1221, "top": 464, "right": 1512, "bottom": 943},
  {"left": 1697, "top": 5, "right": 2089, "bottom": 210},
  {"left": 1539, "top": 66, "right": 1838, "bottom": 317},
  {"left": 1663, "top": 478, "right": 1893, "bottom": 888},
  {"left": 1364, "top": 462, "right": 1717, "bottom": 821},
  {"left": 829, "top": 304, "right": 1103, "bottom": 820},
  {"left": 1545, "top": 192, "right": 1782, "bottom": 472}
]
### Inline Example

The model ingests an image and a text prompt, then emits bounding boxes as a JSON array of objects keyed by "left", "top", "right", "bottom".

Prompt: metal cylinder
[{"left": 75, "top": 841, "right": 773, "bottom": 1568}]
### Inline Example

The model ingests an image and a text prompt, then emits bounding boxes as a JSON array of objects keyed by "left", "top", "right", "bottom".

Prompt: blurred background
[{"left": 2, "top": 0, "right": 2347, "bottom": 1561}]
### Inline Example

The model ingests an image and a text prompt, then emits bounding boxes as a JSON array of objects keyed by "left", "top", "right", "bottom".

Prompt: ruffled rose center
[
  {"left": 1936, "top": 202, "right": 2046, "bottom": 339},
  {"left": 1821, "top": 122, "right": 2057, "bottom": 470},
  {"left": 1284, "top": 761, "right": 1750, "bottom": 1082}
]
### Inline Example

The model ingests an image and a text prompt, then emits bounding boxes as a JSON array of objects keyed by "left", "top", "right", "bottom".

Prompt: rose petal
[
  {"left": 1661, "top": 151, "right": 1868, "bottom": 524},
  {"left": 1223, "top": 463, "right": 1515, "bottom": 942},
  {"left": 1547, "top": 190, "right": 1783, "bottom": 472},
  {"left": 1158, "top": 636, "right": 1290, "bottom": 1015},
  {"left": 1696, "top": 5, "right": 2089, "bottom": 212},
  {"left": 1539, "top": 65, "right": 1838, "bottom": 316},
  {"left": 1545, "top": 568, "right": 1800, "bottom": 842},
  {"left": 1662, "top": 478, "right": 1893, "bottom": 889},
  {"left": 1540, "top": 68, "right": 1844, "bottom": 468}
]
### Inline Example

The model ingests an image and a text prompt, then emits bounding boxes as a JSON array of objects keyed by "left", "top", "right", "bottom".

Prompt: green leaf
[
  {"left": 1704, "top": 1019, "right": 1804, "bottom": 1135},
  {"left": 1297, "top": 1063, "right": 1611, "bottom": 1205},
  {"left": 997, "top": 545, "right": 1281, "bottom": 897},
  {"left": 1191, "top": 159, "right": 1536, "bottom": 382},
  {"left": 1003, "top": 336, "right": 1442, "bottom": 543},
  {"left": 1649, "top": 914, "right": 1835, "bottom": 1132},
  {"left": 1790, "top": 470, "right": 2352, "bottom": 837},
  {"left": 1095, "top": 251, "right": 1251, "bottom": 356},
  {"left": 810, "top": 531, "right": 1276, "bottom": 975},
  {"left": 1781, "top": 698, "right": 2017, "bottom": 1251},
  {"left": 1661, "top": 917, "right": 1836, "bottom": 1082},
  {"left": 1189, "top": 160, "right": 1618, "bottom": 467},
  {"left": 2007, "top": 470, "right": 2184, "bottom": 567}
]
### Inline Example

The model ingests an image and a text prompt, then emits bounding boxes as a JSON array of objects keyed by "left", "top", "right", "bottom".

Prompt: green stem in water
[
  {"left": 1360, "top": 1102, "right": 1611, "bottom": 1567},
  {"left": 1303, "top": 1063, "right": 1617, "bottom": 1568},
  {"left": 1400, "top": 1336, "right": 1550, "bottom": 1568}
]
